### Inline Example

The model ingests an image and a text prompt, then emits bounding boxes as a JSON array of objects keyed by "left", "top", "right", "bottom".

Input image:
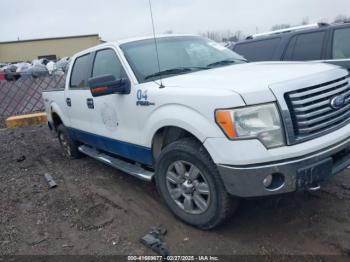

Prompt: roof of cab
[
  {"left": 72, "top": 34, "right": 200, "bottom": 57},
  {"left": 116, "top": 34, "right": 199, "bottom": 45}
]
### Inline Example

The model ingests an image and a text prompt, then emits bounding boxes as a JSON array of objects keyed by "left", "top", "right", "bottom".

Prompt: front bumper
[{"left": 217, "top": 137, "right": 350, "bottom": 197}]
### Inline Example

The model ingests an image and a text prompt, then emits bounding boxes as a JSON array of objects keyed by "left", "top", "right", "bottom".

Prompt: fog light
[
  {"left": 265, "top": 173, "right": 285, "bottom": 191},
  {"left": 263, "top": 174, "right": 273, "bottom": 188}
]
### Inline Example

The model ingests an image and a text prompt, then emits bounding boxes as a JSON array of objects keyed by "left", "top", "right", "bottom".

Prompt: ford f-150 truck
[{"left": 43, "top": 35, "right": 350, "bottom": 229}]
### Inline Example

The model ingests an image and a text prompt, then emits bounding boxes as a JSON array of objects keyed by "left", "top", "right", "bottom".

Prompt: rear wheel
[
  {"left": 57, "top": 124, "right": 82, "bottom": 159},
  {"left": 155, "top": 138, "right": 239, "bottom": 229}
]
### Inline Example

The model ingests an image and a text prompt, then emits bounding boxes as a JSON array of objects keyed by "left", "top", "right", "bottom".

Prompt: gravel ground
[
  {"left": 1, "top": 125, "right": 350, "bottom": 257},
  {"left": 0, "top": 117, "right": 5, "bottom": 129}
]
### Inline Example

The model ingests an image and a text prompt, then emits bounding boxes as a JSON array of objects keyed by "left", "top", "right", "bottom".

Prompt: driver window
[{"left": 92, "top": 49, "right": 127, "bottom": 79}]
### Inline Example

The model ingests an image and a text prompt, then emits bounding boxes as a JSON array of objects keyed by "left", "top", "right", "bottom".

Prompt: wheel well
[
  {"left": 152, "top": 126, "right": 202, "bottom": 161},
  {"left": 52, "top": 112, "right": 63, "bottom": 130}
]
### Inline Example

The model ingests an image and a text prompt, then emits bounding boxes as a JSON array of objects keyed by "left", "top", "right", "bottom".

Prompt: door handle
[
  {"left": 87, "top": 98, "right": 94, "bottom": 109},
  {"left": 66, "top": 98, "right": 71, "bottom": 107}
]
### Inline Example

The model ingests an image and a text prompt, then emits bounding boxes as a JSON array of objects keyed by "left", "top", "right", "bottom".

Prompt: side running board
[{"left": 78, "top": 145, "right": 154, "bottom": 182}]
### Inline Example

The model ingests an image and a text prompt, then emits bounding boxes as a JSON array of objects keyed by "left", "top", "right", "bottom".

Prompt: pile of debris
[{"left": 0, "top": 57, "right": 70, "bottom": 82}]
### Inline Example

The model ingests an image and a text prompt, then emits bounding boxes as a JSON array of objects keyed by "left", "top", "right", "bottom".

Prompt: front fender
[{"left": 143, "top": 104, "right": 224, "bottom": 147}]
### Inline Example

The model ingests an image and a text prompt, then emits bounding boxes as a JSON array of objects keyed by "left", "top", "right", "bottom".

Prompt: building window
[{"left": 38, "top": 55, "right": 57, "bottom": 61}]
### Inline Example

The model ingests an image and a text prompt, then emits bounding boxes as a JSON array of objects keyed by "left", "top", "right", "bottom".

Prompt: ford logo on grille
[{"left": 330, "top": 95, "right": 346, "bottom": 110}]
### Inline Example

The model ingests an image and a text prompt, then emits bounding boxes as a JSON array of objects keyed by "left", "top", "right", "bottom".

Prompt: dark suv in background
[{"left": 230, "top": 22, "right": 350, "bottom": 71}]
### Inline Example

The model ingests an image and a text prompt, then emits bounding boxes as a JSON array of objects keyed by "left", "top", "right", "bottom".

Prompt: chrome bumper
[{"left": 217, "top": 137, "right": 350, "bottom": 197}]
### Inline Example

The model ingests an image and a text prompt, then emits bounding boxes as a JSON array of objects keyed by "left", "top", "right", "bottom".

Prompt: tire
[
  {"left": 155, "top": 138, "right": 239, "bottom": 229},
  {"left": 57, "top": 124, "right": 82, "bottom": 159}
]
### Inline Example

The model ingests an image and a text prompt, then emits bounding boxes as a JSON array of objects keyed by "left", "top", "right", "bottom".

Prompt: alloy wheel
[{"left": 165, "top": 160, "right": 211, "bottom": 215}]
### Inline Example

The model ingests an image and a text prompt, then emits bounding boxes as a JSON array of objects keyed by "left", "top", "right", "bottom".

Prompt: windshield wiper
[
  {"left": 144, "top": 67, "right": 207, "bottom": 80},
  {"left": 206, "top": 59, "right": 237, "bottom": 68}
]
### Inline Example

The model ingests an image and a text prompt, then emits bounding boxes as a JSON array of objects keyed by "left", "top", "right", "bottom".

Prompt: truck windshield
[{"left": 120, "top": 36, "right": 246, "bottom": 83}]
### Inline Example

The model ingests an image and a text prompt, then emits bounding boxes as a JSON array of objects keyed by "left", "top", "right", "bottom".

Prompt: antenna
[{"left": 148, "top": 0, "right": 164, "bottom": 88}]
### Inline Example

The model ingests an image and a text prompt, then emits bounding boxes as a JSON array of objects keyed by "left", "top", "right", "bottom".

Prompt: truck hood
[{"left": 161, "top": 61, "right": 345, "bottom": 105}]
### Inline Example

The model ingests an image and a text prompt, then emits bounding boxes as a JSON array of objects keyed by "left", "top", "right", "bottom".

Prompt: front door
[{"left": 88, "top": 48, "right": 153, "bottom": 165}]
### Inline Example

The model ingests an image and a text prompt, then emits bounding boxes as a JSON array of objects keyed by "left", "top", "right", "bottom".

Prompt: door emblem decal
[{"left": 101, "top": 103, "right": 119, "bottom": 131}]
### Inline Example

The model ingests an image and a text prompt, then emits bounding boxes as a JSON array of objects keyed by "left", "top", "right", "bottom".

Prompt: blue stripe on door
[{"left": 68, "top": 127, "right": 153, "bottom": 165}]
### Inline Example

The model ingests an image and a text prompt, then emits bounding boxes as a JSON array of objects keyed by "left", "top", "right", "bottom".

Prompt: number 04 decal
[
  {"left": 136, "top": 89, "right": 155, "bottom": 106},
  {"left": 137, "top": 89, "right": 148, "bottom": 101}
]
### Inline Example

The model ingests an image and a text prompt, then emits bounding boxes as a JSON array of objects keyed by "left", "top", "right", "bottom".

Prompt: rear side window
[
  {"left": 70, "top": 54, "right": 91, "bottom": 88},
  {"left": 92, "top": 49, "right": 126, "bottom": 80},
  {"left": 284, "top": 31, "right": 325, "bottom": 61},
  {"left": 332, "top": 28, "right": 350, "bottom": 59},
  {"left": 233, "top": 38, "right": 281, "bottom": 61}
]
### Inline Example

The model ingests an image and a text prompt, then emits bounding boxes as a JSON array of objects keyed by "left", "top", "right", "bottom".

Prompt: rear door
[
  {"left": 326, "top": 26, "right": 350, "bottom": 72},
  {"left": 65, "top": 53, "right": 102, "bottom": 146},
  {"left": 283, "top": 30, "right": 327, "bottom": 61}
]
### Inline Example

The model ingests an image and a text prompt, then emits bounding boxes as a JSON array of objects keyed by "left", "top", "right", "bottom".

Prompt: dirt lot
[
  {"left": 1, "top": 125, "right": 350, "bottom": 257},
  {"left": 0, "top": 117, "right": 5, "bottom": 129}
]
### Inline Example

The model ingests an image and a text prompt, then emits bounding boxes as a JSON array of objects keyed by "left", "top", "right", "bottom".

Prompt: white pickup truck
[{"left": 43, "top": 35, "right": 350, "bottom": 229}]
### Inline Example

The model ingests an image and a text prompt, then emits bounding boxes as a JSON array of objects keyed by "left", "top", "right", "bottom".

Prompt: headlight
[{"left": 215, "top": 103, "right": 285, "bottom": 148}]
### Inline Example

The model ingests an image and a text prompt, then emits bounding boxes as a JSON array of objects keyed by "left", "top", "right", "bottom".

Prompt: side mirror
[{"left": 88, "top": 74, "right": 131, "bottom": 97}]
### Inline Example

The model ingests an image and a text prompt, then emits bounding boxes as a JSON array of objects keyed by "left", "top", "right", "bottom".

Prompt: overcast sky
[{"left": 1, "top": 0, "right": 350, "bottom": 42}]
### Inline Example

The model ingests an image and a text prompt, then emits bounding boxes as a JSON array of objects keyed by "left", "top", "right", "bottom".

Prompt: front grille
[{"left": 285, "top": 75, "right": 350, "bottom": 142}]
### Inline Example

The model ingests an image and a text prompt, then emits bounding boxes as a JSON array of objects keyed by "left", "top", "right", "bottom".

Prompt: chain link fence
[
  {"left": 0, "top": 75, "right": 65, "bottom": 116},
  {"left": 0, "top": 75, "right": 65, "bottom": 127}
]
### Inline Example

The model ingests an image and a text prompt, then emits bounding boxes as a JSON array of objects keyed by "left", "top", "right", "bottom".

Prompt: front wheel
[{"left": 155, "top": 138, "right": 239, "bottom": 229}]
